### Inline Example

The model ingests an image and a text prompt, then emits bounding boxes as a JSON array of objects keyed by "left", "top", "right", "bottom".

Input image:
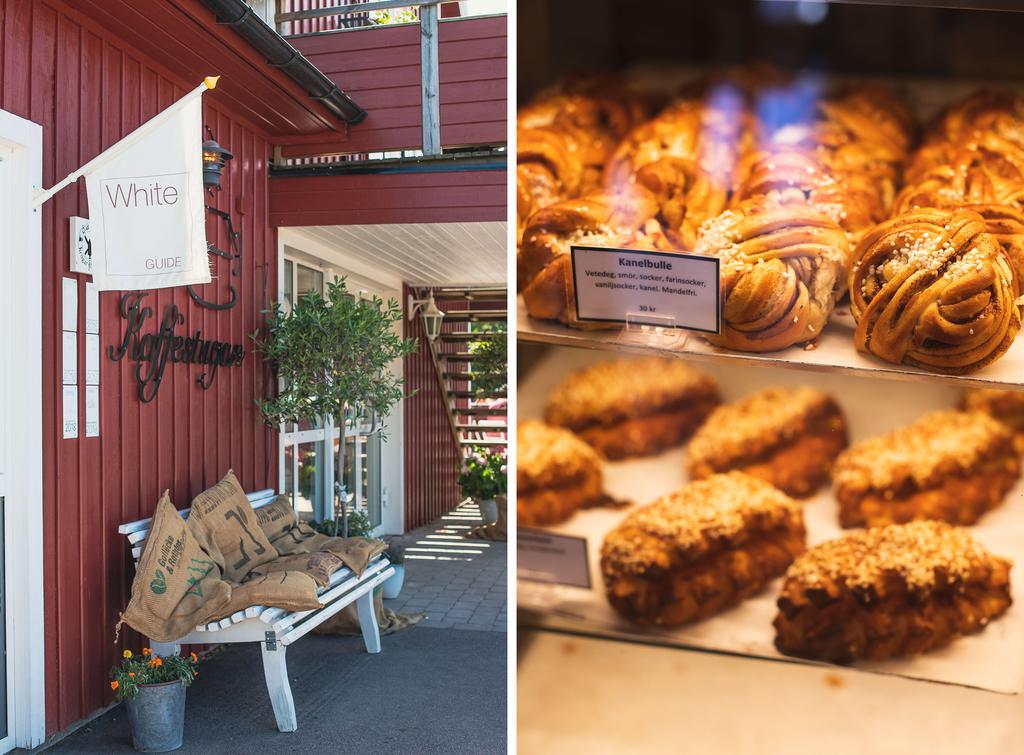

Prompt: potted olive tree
[
  {"left": 110, "top": 648, "right": 199, "bottom": 752},
  {"left": 254, "top": 277, "right": 417, "bottom": 536}
]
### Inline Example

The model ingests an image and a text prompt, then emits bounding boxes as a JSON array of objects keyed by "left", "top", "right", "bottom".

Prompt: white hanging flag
[{"left": 35, "top": 78, "right": 218, "bottom": 292}]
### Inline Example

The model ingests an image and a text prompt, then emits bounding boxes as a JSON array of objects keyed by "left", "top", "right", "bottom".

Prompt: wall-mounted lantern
[
  {"left": 202, "top": 132, "right": 233, "bottom": 189},
  {"left": 408, "top": 289, "right": 444, "bottom": 342}
]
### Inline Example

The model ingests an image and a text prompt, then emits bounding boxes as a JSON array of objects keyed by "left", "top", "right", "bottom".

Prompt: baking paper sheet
[{"left": 518, "top": 346, "right": 1024, "bottom": 694}]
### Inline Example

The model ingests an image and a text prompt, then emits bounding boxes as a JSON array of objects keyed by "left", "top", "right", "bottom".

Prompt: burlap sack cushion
[
  {"left": 254, "top": 495, "right": 387, "bottom": 577},
  {"left": 249, "top": 551, "right": 346, "bottom": 588},
  {"left": 253, "top": 494, "right": 296, "bottom": 541},
  {"left": 118, "top": 491, "right": 232, "bottom": 643},
  {"left": 209, "top": 571, "right": 322, "bottom": 620},
  {"left": 188, "top": 470, "right": 278, "bottom": 582}
]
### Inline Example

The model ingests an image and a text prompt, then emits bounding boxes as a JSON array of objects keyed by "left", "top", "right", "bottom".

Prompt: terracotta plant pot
[{"left": 125, "top": 680, "right": 186, "bottom": 752}]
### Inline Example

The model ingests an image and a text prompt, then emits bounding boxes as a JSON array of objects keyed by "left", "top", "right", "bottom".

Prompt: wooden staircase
[{"left": 415, "top": 285, "right": 508, "bottom": 456}]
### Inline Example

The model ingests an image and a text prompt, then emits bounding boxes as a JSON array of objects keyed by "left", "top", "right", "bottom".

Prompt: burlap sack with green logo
[
  {"left": 187, "top": 470, "right": 278, "bottom": 582},
  {"left": 254, "top": 495, "right": 387, "bottom": 577},
  {"left": 117, "top": 491, "right": 232, "bottom": 643}
]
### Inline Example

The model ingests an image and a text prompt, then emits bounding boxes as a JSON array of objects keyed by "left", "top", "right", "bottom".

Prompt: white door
[
  {"left": 0, "top": 140, "right": 10, "bottom": 753},
  {"left": 0, "top": 108, "right": 44, "bottom": 752}
]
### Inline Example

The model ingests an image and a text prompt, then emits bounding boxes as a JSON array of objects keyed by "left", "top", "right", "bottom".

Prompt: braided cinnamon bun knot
[
  {"left": 694, "top": 197, "right": 850, "bottom": 352},
  {"left": 850, "top": 208, "right": 1021, "bottom": 374},
  {"left": 516, "top": 126, "right": 584, "bottom": 244},
  {"left": 518, "top": 189, "right": 658, "bottom": 323},
  {"left": 731, "top": 149, "right": 884, "bottom": 244},
  {"left": 893, "top": 142, "right": 1024, "bottom": 216},
  {"left": 632, "top": 157, "right": 728, "bottom": 250}
]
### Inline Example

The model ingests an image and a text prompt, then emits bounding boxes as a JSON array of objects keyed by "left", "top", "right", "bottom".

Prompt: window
[{"left": 282, "top": 258, "right": 324, "bottom": 314}]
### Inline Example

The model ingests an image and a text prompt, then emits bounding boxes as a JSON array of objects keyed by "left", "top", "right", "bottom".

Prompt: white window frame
[
  {"left": 0, "top": 108, "right": 45, "bottom": 752},
  {"left": 276, "top": 250, "right": 385, "bottom": 531}
]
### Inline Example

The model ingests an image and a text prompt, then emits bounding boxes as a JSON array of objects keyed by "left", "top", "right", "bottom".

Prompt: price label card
[
  {"left": 517, "top": 529, "right": 591, "bottom": 589},
  {"left": 571, "top": 245, "right": 720, "bottom": 332}
]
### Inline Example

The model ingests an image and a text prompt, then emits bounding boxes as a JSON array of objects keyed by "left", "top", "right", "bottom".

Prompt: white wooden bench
[{"left": 118, "top": 488, "right": 395, "bottom": 732}]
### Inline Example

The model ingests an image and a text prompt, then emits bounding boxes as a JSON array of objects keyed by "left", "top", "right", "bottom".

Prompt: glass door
[{"left": 331, "top": 415, "right": 383, "bottom": 529}]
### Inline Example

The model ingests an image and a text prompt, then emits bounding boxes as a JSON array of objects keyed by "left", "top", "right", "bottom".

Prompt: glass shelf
[{"left": 517, "top": 298, "right": 1024, "bottom": 391}]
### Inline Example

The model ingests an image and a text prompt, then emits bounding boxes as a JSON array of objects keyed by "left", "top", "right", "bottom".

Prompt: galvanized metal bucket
[{"left": 125, "top": 680, "right": 186, "bottom": 752}]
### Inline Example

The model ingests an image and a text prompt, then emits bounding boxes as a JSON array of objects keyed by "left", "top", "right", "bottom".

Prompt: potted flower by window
[
  {"left": 381, "top": 538, "right": 408, "bottom": 599},
  {"left": 459, "top": 447, "right": 507, "bottom": 524},
  {"left": 110, "top": 648, "right": 199, "bottom": 752}
]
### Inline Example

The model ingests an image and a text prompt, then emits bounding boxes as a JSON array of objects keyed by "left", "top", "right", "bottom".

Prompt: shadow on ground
[{"left": 50, "top": 627, "right": 506, "bottom": 755}]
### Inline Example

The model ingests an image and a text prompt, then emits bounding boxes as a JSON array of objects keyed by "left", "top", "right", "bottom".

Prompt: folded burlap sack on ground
[
  {"left": 313, "top": 589, "right": 423, "bottom": 637},
  {"left": 255, "top": 495, "right": 387, "bottom": 577},
  {"left": 187, "top": 470, "right": 279, "bottom": 582},
  {"left": 117, "top": 491, "right": 232, "bottom": 643}
]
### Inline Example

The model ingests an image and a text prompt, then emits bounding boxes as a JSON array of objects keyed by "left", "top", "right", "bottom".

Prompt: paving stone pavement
[{"left": 384, "top": 499, "right": 507, "bottom": 632}]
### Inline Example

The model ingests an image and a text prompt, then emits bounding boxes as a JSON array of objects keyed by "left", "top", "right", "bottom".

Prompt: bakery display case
[{"left": 516, "top": 2, "right": 1024, "bottom": 752}]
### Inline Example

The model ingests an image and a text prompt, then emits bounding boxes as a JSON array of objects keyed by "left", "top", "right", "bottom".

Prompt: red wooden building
[{"left": 0, "top": 0, "right": 506, "bottom": 747}]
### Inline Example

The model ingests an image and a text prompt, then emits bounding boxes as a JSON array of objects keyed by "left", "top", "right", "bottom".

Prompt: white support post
[
  {"left": 356, "top": 589, "right": 382, "bottom": 654},
  {"left": 420, "top": 3, "right": 441, "bottom": 156},
  {"left": 262, "top": 642, "right": 298, "bottom": 733}
]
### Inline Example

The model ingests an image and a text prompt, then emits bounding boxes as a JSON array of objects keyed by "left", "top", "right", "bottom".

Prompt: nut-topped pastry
[
  {"left": 686, "top": 387, "right": 848, "bottom": 497},
  {"left": 601, "top": 472, "right": 805, "bottom": 627},
  {"left": 517, "top": 420, "right": 612, "bottom": 527},
  {"left": 774, "top": 521, "right": 1012, "bottom": 663},
  {"left": 849, "top": 208, "right": 1021, "bottom": 375},
  {"left": 964, "top": 387, "right": 1024, "bottom": 454},
  {"left": 544, "top": 357, "right": 720, "bottom": 460},
  {"left": 833, "top": 410, "right": 1020, "bottom": 528}
]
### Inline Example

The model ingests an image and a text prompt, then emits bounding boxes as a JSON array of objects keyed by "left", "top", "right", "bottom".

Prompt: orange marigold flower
[
  {"left": 190, "top": 653, "right": 198, "bottom": 663},
  {"left": 128, "top": 672, "right": 135, "bottom": 678},
  {"left": 110, "top": 681, "right": 119, "bottom": 691},
  {"left": 143, "top": 648, "right": 152, "bottom": 657}
]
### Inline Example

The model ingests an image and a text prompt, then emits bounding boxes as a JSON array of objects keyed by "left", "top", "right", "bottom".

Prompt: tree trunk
[{"left": 335, "top": 407, "right": 348, "bottom": 538}]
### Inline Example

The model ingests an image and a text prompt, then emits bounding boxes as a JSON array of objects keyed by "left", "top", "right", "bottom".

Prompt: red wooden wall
[
  {"left": 269, "top": 166, "right": 507, "bottom": 226},
  {"left": 403, "top": 285, "right": 465, "bottom": 531},
  {"left": 1, "top": 0, "right": 278, "bottom": 734},
  {"left": 286, "top": 14, "right": 507, "bottom": 156}
]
